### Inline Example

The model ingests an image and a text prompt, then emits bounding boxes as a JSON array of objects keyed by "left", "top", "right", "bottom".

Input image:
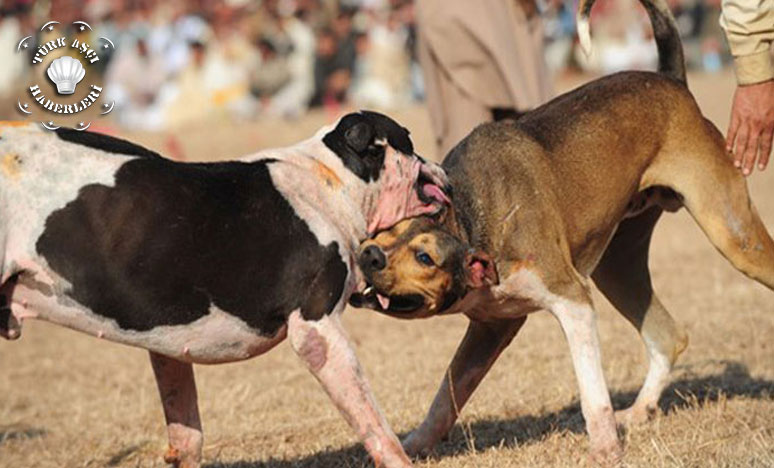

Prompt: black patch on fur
[
  {"left": 54, "top": 128, "right": 162, "bottom": 159},
  {"left": 303, "top": 253, "right": 349, "bottom": 321},
  {"left": 0, "top": 295, "right": 10, "bottom": 331},
  {"left": 438, "top": 290, "right": 460, "bottom": 313},
  {"left": 36, "top": 158, "right": 347, "bottom": 334},
  {"left": 491, "top": 108, "right": 525, "bottom": 122},
  {"left": 322, "top": 110, "right": 414, "bottom": 182},
  {"left": 641, "top": 0, "right": 686, "bottom": 84}
]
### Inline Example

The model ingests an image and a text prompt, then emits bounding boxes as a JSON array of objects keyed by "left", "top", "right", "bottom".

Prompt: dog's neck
[{"left": 243, "top": 137, "right": 373, "bottom": 251}]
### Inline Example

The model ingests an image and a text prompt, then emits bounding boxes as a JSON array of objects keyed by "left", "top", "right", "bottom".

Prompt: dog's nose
[{"left": 361, "top": 245, "right": 387, "bottom": 271}]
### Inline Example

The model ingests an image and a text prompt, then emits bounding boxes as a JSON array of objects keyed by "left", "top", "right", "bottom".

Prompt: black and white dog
[{"left": 0, "top": 112, "right": 449, "bottom": 468}]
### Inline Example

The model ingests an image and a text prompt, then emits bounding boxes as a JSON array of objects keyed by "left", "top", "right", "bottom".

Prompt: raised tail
[{"left": 577, "top": 0, "right": 686, "bottom": 84}]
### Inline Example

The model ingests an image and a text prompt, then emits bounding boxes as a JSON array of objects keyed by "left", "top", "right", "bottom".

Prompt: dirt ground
[{"left": 1, "top": 70, "right": 773, "bottom": 468}]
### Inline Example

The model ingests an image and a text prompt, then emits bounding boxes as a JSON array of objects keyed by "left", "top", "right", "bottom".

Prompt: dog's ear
[
  {"left": 344, "top": 122, "right": 374, "bottom": 153},
  {"left": 465, "top": 250, "right": 498, "bottom": 288}
]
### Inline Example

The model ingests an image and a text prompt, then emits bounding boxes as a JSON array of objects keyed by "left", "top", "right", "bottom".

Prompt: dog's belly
[
  {"left": 4, "top": 279, "right": 287, "bottom": 363},
  {"left": 624, "top": 186, "right": 682, "bottom": 219}
]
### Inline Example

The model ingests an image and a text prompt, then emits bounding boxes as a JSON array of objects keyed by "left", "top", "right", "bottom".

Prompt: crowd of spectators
[{"left": 0, "top": 0, "right": 730, "bottom": 131}]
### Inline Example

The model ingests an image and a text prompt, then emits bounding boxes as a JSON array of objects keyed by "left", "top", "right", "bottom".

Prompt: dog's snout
[{"left": 361, "top": 245, "right": 387, "bottom": 272}]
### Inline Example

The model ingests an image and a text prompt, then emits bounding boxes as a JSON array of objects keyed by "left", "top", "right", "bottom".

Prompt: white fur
[
  {"left": 0, "top": 124, "right": 347, "bottom": 362},
  {"left": 577, "top": 17, "right": 593, "bottom": 57},
  {"left": 0, "top": 119, "right": 425, "bottom": 468},
  {"left": 480, "top": 267, "right": 620, "bottom": 457},
  {"left": 5, "top": 278, "right": 286, "bottom": 363},
  {"left": 0, "top": 120, "right": 441, "bottom": 364},
  {"left": 634, "top": 335, "right": 672, "bottom": 407},
  {"left": 1, "top": 125, "right": 130, "bottom": 277}
]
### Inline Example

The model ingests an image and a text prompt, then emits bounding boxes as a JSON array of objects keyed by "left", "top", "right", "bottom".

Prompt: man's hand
[{"left": 726, "top": 79, "right": 774, "bottom": 176}]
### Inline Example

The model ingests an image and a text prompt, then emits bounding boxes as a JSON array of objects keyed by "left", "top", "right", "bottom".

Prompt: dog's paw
[
  {"left": 377, "top": 451, "right": 414, "bottom": 468},
  {"left": 162, "top": 445, "right": 200, "bottom": 468},
  {"left": 401, "top": 431, "right": 435, "bottom": 459},
  {"left": 366, "top": 435, "right": 413, "bottom": 468},
  {"left": 589, "top": 439, "right": 624, "bottom": 467},
  {"left": 0, "top": 305, "right": 21, "bottom": 340}
]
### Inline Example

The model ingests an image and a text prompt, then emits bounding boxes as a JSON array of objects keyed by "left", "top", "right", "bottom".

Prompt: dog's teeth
[
  {"left": 363, "top": 286, "right": 374, "bottom": 295},
  {"left": 377, "top": 294, "right": 390, "bottom": 310}
]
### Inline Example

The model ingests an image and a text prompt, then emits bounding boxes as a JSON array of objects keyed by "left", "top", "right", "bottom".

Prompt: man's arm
[{"left": 720, "top": 0, "right": 774, "bottom": 175}]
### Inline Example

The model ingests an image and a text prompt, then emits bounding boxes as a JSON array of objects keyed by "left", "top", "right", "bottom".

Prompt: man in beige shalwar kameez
[{"left": 416, "top": 0, "right": 553, "bottom": 158}]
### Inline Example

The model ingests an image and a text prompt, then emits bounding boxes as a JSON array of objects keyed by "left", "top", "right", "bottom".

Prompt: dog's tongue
[
  {"left": 377, "top": 293, "right": 390, "bottom": 310},
  {"left": 422, "top": 183, "right": 450, "bottom": 205}
]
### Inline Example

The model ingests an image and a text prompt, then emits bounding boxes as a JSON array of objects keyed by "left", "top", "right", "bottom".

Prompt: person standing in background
[
  {"left": 720, "top": 0, "right": 774, "bottom": 175},
  {"left": 416, "top": 0, "right": 553, "bottom": 158}
]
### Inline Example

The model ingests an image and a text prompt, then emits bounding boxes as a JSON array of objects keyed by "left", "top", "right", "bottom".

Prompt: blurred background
[{"left": 0, "top": 0, "right": 730, "bottom": 156}]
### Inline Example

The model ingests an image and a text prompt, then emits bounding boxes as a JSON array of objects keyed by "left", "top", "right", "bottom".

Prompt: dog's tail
[{"left": 577, "top": 0, "right": 686, "bottom": 84}]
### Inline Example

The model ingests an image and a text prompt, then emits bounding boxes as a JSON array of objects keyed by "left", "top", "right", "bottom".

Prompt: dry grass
[{"left": 1, "top": 70, "right": 773, "bottom": 467}]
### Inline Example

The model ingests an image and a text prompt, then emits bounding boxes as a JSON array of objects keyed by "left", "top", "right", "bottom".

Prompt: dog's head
[
  {"left": 349, "top": 217, "right": 497, "bottom": 318},
  {"left": 322, "top": 111, "right": 450, "bottom": 235}
]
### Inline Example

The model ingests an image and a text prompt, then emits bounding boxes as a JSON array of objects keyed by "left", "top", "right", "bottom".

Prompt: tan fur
[
  {"left": 359, "top": 72, "right": 774, "bottom": 465},
  {"left": 0, "top": 121, "right": 32, "bottom": 130},
  {"left": 389, "top": 236, "right": 451, "bottom": 310},
  {"left": 1, "top": 153, "right": 22, "bottom": 179},
  {"left": 313, "top": 160, "right": 343, "bottom": 189},
  {"left": 361, "top": 221, "right": 455, "bottom": 316}
]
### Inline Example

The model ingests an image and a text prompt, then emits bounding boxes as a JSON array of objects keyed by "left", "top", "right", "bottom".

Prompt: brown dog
[{"left": 350, "top": 0, "right": 774, "bottom": 464}]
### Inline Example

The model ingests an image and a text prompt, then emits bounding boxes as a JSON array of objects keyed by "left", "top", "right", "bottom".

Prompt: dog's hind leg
[
  {"left": 402, "top": 317, "right": 526, "bottom": 457},
  {"left": 0, "top": 227, "right": 12, "bottom": 340},
  {"left": 149, "top": 352, "right": 203, "bottom": 468},
  {"left": 0, "top": 274, "right": 22, "bottom": 341},
  {"left": 648, "top": 120, "right": 774, "bottom": 289},
  {"left": 592, "top": 206, "right": 688, "bottom": 426}
]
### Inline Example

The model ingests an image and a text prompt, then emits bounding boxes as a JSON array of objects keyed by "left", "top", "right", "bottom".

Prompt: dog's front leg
[
  {"left": 149, "top": 352, "right": 203, "bottom": 468},
  {"left": 549, "top": 296, "right": 622, "bottom": 466},
  {"left": 287, "top": 310, "right": 410, "bottom": 468},
  {"left": 402, "top": 318, "right": 526, "bottom": 457}
]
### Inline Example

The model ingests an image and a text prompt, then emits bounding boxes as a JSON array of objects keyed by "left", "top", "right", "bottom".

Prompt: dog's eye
[{"left": 416, "top": 252, "right": 435, "bottom": 266}]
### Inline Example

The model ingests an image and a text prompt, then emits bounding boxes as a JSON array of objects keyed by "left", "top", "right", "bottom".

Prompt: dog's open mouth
[
  {"left": 349, "top": 283, "right": 424, "bottom": 314},
  {"left": 416, "top": 166, "right": 451, "bottom": 207}
]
